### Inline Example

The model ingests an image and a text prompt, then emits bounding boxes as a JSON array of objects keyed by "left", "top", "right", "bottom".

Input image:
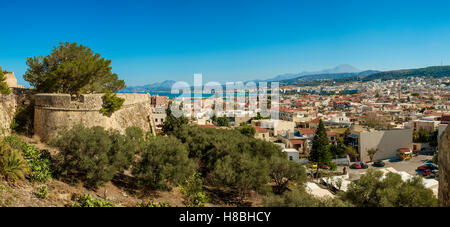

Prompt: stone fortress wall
[
  {"left": 34, "top": 93, "right": 156, "bottom": 141},
  {"left": 4, "top": 72, "right": 24, "bottom": 88},
  {"left": 0, "top": 94, "right": 16, "bottom": 136}
]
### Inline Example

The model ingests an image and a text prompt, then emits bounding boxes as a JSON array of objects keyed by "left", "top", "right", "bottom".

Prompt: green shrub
[
  {"left": 179, "top": 172, "right": 210, "bottom": 207},
  {"left": 11, "top": 103, "right": 35, "bottom": 136},
  {"left": 340, "top": 169, "right": 438, "bottom": 207},
  {"left": 236, "top": 123, "right": 256, "bottom": 137},
  {"left": 268, "top": 156, "right": 306, "bottom": 194},
  {"left": 100, "top": 91, "right": 125, "bottom": 116},
  {"left": 263, "top": 189, "right": 351, "bottom": 207},
  {"left": 0, "top": 143, "right": 30, "bottom": 182},
  {"left": 36, "top": 185, "right": 49, "bottom": 199},
  {"left": 3, "top": 135, "right": 52, "bottom": 183},
  {"left": 169, "top": 125, "right": 285, "bottom": 202},
  {"left": 73, "top": 194, "right": 114, "bottom": 207},
  {"left": 132, "top": 135, "right": 195, "bottom": 190},
  {"left": 211, "top": 152, "right": 270, "bottom": 202},
  {"left": 50, "top": 125, "right": 139, "bottom": 188},
  {"left": 137, "top": 200, "right": 171, "bottom": 207}
]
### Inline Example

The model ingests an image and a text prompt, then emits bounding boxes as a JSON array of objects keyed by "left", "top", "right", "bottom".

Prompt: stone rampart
[{"left": 34, "top": 93, "right": 155, "bottom": 141}]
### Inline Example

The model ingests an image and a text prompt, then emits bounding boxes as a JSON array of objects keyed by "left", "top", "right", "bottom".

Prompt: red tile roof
[
  {"left": 299, "top": 128, "right": 316, "bottom": 135},
  {"left": 310, "top": 117, "right": 323, "bottom": 124},
  {"left": 254, "top": 126, "right": 268, "bottom": 133},
  {"left": 289, "top": 139, "right": 304, "bottom": 145}
]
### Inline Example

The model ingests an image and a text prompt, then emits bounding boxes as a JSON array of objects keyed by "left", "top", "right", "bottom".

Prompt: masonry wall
[
  {"left": 358, "top": 129, "right": 412, "bottom": 162},
  {"left": 439, "top": 125, "right": 450, "bottom": 206},
  {"left": 0, "top": 94, "right": 16, "bottom": 136},
  {"left": 34, "top": 93, "right": 155, "bottom": 141}
]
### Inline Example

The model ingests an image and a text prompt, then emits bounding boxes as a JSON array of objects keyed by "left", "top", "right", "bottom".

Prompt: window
[
  {"left": 289, "top": 156, "right": 293, "bottom": 161},
  {"left": 155, "top": 118, "right": 158, "bottom": 122}
]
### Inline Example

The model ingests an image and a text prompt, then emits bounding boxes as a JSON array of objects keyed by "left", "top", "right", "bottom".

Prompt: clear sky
[{"left": 1, "top": 0, "right": 450, "bottom": 87}]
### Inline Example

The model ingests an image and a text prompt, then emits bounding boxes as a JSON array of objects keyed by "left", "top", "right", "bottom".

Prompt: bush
[
  {"left": 263, "top": 189, "right": 350, "bottom": 207},
  {"left": 73, "top": 194, "right": 114, "bottom": 207},
  {"left": 132, "top": 136, "right": 195, "bottom": 190},
  {"left": 3, "top": 135, "right": 52, "bottom": 183},
  {"left": 50, "top": 125, "right": 140, "bottom": 188},
  {"left": 340, "top": 169, "right": 438, "bottom": 207},
  {"left": 10, "top": 103, "right": 34, "bottom": 136},
  {"left": 35, "top": 185, "right": 49, "bottom": 199},
  {"left": 268, "top": 156, "right": 306, "bottom": 194},
  {"left": 0, "top": 143, "right": 30, "bottom": 182},
  {"left": 179, "top": 172, "right": 210, "bottom": 207},
  {"left": 169, "top": 125, "right": 285, "bottom": 202},
  {"left": 137, "top": 200, "right": 171, "bottom": 207},
  {"left": 211, "top": 152, "right": 270, "bottom": 202},
  {"left": 236, "top": 123, "right": 256, "bottom": 137},
  {"left": 100, "top": 91, "right": 125, "bottom": 116}
]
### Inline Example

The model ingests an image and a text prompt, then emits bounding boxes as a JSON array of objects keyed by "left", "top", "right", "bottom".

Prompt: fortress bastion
[{"left": 34, "top": 93, "right": 156, "bottom": 141}]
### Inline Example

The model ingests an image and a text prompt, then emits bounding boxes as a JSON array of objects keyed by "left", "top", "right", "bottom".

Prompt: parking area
[{"left": 344, "top": 154, "right": 435, "bottom": 181}]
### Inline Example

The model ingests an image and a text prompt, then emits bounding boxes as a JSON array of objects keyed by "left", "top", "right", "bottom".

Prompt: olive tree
[{"left": 132, "top": 135, "right": 195, "bottom": 190}]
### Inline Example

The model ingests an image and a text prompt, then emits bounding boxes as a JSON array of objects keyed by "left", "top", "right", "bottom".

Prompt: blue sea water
[{"left": 118, "top": 91, "right": 265, "bottom": 100}]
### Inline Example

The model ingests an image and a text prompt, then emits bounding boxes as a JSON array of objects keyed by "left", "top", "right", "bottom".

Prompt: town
[
  {"left": 149, "top": 74, "right": 449, "bottom": 198},
  {"left": 1, "top": 0, "right": 450, "bottom": 211}
]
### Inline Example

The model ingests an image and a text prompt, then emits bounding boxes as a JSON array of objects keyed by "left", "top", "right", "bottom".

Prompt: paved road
[{"left": 344, "top": 154, "right": 434, "bottom": 181}]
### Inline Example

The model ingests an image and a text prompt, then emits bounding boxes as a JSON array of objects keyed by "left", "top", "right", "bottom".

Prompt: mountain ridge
[{"left": 120, "top": 65, "right": 450, "bottom": 92}]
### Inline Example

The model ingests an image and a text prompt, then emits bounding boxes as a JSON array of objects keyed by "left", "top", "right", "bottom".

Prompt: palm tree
[{"left": 0, "top": 143, "right": 30, "bottom": 182}]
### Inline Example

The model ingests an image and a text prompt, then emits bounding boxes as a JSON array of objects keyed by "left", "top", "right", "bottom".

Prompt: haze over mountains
[
  {"left": 121, "top": 64, "right": 366, "bottom": 92},
  {"left": 120, "top": 64, "right": 450, "bottom": 92},
  {"left": 265, "top": 64, "right": 361, "bottom": 82}
]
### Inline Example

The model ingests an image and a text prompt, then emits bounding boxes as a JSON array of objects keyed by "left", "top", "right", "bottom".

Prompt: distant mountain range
[
  {"left": 278, "top": 70, "right": 380, "bottom": 86},
  {"left": 120, "top": 65, "right": 450, "bottom": 92},
  {"left": 280, "top": 65, "right": 450, "bottom": 87},
  {"left": 264, "top": 64, "right": 361, "bottom": 82},
  {"left": 120, "top": 80, "right": 177, "bottom": 92}
]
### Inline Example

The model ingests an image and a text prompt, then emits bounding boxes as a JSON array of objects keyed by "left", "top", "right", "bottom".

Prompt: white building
[{"left": 283, "top": 148, "right": 300, "bottom": 163}]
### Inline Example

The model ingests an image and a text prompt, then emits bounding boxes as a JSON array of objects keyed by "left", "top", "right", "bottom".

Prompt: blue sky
[{"left": 1, "top": 0, "right": 450, "bottom": 87}]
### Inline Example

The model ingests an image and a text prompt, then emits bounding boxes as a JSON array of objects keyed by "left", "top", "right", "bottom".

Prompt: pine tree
[
  {"left": 24, "top": 42, "right": 125, "bottom": 96},
  {"left": 0, "top": 66, "right": 11, "bottom": 95},
  {"left": 309, "top": 119, "right": 331, "bottom": 178}
]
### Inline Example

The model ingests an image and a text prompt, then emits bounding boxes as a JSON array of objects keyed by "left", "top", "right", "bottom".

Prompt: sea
[{"left": 118, "top": 91, "right": 268, "bottom": 100}]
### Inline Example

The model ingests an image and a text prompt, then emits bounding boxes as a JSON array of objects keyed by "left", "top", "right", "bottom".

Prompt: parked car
[
  {"left": 417, "top": 163, "right": 438, "bottom": 171},
  {"left": 422, "top": 169, "right": 432, "bottom": 176},
  {"left": 309, "top": 163, "right": 328, "bottom": 169},
  {"left": 420, "top": 147, "right": 436, "bottom": 156},
  {"left": 422, "top": 169, "right": 438, "bottom": 177},
  {"left": 350, "top": 162, "right": 368, "bottom": 169},
  {"left": 373, "top": 160, "right": 385, "bottom": 167}
]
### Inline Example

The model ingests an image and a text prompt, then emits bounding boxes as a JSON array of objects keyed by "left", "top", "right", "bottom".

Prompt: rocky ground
[{"left": 0, "top": 178, "right": 188, "bottom": 207}]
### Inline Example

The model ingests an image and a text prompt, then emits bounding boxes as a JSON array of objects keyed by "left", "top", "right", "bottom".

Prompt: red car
[
  {"left": 350, "top": 162, "right": 368, "bottom": 169},
  {"left": 417, "top": 164, "right": 438, "bottom": 171},
  {"left": 422, "top": 169, "right": 432, "bottom": 176}
]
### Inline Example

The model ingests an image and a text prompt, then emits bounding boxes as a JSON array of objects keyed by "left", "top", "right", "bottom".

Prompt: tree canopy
[
  {"left": 24, "top": 42, "right": 125, "bottom": 96},
  {"left": 340, "top": 169, "right": 437, "bottom": 207},
  {"left": 162, "top": 101, "right": 189, "bottom": 135},
  {"left": 0, "top": 66, "right": 11, "bottom": 95},
  {"left": 309, "top": 119, "right": 332, "bottom": 176}
]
